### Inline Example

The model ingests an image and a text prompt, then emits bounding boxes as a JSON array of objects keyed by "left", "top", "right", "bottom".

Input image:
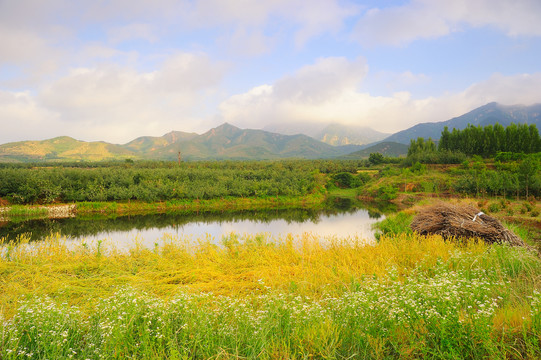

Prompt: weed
[{"left": 488, "top": 202, "right": 500, "bottom": 213}]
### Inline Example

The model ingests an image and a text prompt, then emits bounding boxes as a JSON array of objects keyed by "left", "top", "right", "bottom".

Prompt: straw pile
[{"left": 410, "top": 202, "right": 526, "bottom": 247}]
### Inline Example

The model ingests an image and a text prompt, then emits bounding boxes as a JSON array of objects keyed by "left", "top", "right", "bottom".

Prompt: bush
[
  {"left": 357, "top": 172, "right": 372, "bottom": 185},
  {"left": 330, "top": 172, "right": 360, "bottom": 189},
  {"left": 368, "top": 153, "right": 385, "bottom": 165},
  {"left": 376, "top": 185, "right": 398, "bottom": 201},
  {"left": 488, "top": 203, "right": 500, "bottom": 213}
]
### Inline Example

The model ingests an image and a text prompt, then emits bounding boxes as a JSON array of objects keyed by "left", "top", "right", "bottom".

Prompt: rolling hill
[
  {"left": 0, "top": 136, "right": 137, "bottom": 162},
  {"left": 384, "top": 102, "right": 541, "bottom": 144},
  {"left": 144, "top": 123, "right": 361, "bottom": 160},
  {"left": 0, "top": 124, "right": 362, "bottom": 162},
  {"left": 123, "top": 131, "right": 198, "bottom": 153},
  {"left": 341, "top": 141, "right": 409, "bottom": 159}
]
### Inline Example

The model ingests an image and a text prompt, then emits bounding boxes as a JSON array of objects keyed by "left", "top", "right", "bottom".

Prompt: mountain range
[
  {"left": 384, "top": 102, "right": 541, "bottom": 144},
  {"left": 0, "top": 102, "right": 539, "bottom": 162},
  {"left": 0, "top": 123, "right": 364, "bottom": 162}
]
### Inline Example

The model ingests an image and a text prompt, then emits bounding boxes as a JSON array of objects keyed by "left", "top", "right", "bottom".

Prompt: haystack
[{"left": 410, "top": 203, "right": 526, "bottom": 247}]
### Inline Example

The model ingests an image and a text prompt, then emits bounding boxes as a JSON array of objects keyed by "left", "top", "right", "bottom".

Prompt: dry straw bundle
[{"left": 410, "top": 202, "right": 526, "bottom": 247}]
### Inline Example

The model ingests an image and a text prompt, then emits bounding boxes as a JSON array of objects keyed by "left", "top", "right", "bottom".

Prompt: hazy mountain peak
[
  {"left": 202, "top": 123, "right": 242, "bottom": 139},
  {"left": 316, "top": 123, "right": 390, "bottom": 146},
  {"left": 264, "top": 122, "right": 389, "bottom": 145},
  {"left": 215, "top": 122, "right": 241, "bottom": 131},
  {"left": 162, "top": 130, "right": 198, "bottom": 143}
]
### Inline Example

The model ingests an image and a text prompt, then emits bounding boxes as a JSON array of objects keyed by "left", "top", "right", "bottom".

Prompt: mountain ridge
[
  {"left": 384, "top": 102, "right": 541, "bottom": 144},
  {"left": 0, "top": 123, "right": 362, "bottom": 162}
]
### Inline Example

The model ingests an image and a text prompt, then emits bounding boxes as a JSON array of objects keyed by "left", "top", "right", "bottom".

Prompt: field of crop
[{"left": 1, "top": 230, "right": 540, "bottom": 359}]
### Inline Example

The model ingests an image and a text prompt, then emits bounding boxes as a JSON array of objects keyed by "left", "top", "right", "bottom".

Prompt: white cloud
[
  {"left": 353, "top": 0, "right": 541, "bottom": 46},
  {"left": 108, "top": 23, "right": 158, "bottom": 44},
  {"left": 0, "top": 90, "right": 61, "bottom": 143},
  {"left": 31, "top": 52, "right": 226, "bottom": 143},
  {"left": 274, "top": 57, "right": 368, "bottom": 102},
  {"left": 220, "top": 56, "right": 370, "bottom": 127},
  {"left": 183, "top": 0, "right": 358, "bottom": 49},
  {"left": 285, "top": 0, "right": 359, "bottom": 48},
  {"left": 353, "top": 4, "right": 450, "bottom": 46},
  {"left": 218, "top": 27, "right": 273, "bottom": 57},
  {"left": 220, "top": 57, "right": 541, "bottom": 133}
]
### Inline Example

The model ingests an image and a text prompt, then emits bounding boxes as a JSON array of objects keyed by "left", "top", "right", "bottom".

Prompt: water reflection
[{"left": 0, "top": 200, "right": 393, "bottom": 249}]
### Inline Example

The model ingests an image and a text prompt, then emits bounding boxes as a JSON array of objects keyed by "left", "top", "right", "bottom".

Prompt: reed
[{"left": 1, "top": 232, "right": 540, "bottom": 359}]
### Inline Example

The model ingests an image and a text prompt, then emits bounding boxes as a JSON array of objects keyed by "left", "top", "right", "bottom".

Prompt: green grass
[
  {"left": 0, "top": 205, "right": 49, "bottom": 218},
  {"left": 75, "top": 194, "right": 327, "bottom": 216},
  {"left": 372, "top": 211, "right": 414, "bottom": 240},
  {"left": 0, "top": 194, "right": 327, "bottom": 220}
]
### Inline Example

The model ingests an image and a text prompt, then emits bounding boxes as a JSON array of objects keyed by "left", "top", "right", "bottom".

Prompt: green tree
[
  {"left": 518, "top": 155, "right": 540, "bottom": 199},
  {"left": 368, "top": 153, "right": 384, "bottom": 165}
]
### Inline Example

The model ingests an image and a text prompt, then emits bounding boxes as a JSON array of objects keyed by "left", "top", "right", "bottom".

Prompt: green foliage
[
  {"left": 403, "top": 149, "right": 466, "bottom": 165},
  {"left": 0, "top": 160, "right": 372, "bottom": 205},
  {"left": 439, "top": 123, "right": 541, "bottom": 157},
  {"left": 488, "top": 202, "right": 500, "bottom": 213},
  {"left": 357, "top": 172, "right": 372, "bottom": 185},
  {"left": 376, "top": 185, "right": 398, "bottom": 201},
  {"left": 368, "top": 152, "right": 384, "bottom": 165},
  {"left": 372, "top": 212, "right": 413, "bottom": 240},
  {"left": 407, "top": 137, "right": 436, "bottom": 157},
  {"left": 330, "top": 172, "right": 358, "bottom": 188},
  {"left": 410, "top": 161, "right": 427, "bottom": 174},
  {"left": 452, "top": 154, "right": 541, "bottom": 198},
  {"left": 495, "top": 151, "right": 526, "bottom": 162}
]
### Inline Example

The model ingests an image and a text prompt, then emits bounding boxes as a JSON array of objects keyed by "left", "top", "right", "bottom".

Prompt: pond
[{"left": 0, "top": 198, "right": 392, "bottom": 250}]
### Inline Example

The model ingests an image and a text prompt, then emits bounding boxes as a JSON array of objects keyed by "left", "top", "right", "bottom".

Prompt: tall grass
[{"left": 1, "top": 233, "right": 540, "bottom": 359}]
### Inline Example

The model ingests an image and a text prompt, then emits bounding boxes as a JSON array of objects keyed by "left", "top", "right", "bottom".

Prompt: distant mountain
[
  {"left": 0, "top": 136, "right": 136, "bottom": 162},
  {"left": 123, "top": 131, "right": 197, "bottom": 153},
  {"left": 263, "top": 122, "right": 322, "bottom": 138},
  {"left": 315, "top": 124, "right": 390, "bottom": 146},
  {"left": 342, "top": 142, "right": 408, "bottom": 159},
  {"left": 384, "top": 102, "right": 541, "bottom": 144},
  {"left": 263, "top": 122, "right": 389, "bottom": 145},
  {"left": 146, "top": 123, "right": 361, "bottom": 160},
  {"left": 0, "top": 123, "right": 362, "bottom": 162}
]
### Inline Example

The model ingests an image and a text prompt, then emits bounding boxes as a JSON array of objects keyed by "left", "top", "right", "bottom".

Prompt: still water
[{"left": 0, "top": 199, "right": 389, "bottom": 249}]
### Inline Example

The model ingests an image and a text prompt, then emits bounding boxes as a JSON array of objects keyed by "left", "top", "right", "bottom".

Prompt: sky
[{"left": 1, "top": 0, "right": 541, "bottom": 144}]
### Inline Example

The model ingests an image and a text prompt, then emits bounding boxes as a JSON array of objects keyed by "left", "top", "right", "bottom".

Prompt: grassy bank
[
  {"left": 75, "top": 193, "right": 327, "bottom": 216},
  {"left": 0, "top": 193, "right": 328, "bottom": 221},
  {"left": 1, "top": 232, "right": 541, "bottom": 359},
  {"left": 0, "top": 205, "right": 49, "bottom": 218}
]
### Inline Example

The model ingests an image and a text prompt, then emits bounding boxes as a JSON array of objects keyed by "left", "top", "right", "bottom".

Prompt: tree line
[{"left": 438, "top": 123, "right": 541, "bottom": 157}]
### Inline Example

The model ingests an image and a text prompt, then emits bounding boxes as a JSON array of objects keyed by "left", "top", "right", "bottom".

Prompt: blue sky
[{"left": 1, "top": 0, "right": 541, "bottom": 144}]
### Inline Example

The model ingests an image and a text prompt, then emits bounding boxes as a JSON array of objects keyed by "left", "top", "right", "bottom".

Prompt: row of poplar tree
[{"left": 438, "top": 123, "right": 541, "bottom": 157}]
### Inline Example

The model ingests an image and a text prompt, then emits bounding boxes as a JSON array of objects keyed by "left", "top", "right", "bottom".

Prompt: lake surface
[{"left": 0, "top": 199, "right": 389, "bottom": 250}]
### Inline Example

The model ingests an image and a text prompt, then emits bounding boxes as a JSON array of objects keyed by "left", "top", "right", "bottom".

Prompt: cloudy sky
[{"left": 1, "top": 0, "right": 541, "bottom": 144}]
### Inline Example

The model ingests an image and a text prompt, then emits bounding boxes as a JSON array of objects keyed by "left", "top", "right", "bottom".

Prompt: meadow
[
  {"left": 0, "top": 150, "right": 540, "bottom": 358},
  {"left": 1, "top": 230, "right": 540, "bottom": 359}
]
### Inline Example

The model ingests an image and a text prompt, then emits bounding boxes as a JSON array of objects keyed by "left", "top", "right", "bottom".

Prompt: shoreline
[{"left": 0, "top": 193, "right": 329, "bottom": 220}]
